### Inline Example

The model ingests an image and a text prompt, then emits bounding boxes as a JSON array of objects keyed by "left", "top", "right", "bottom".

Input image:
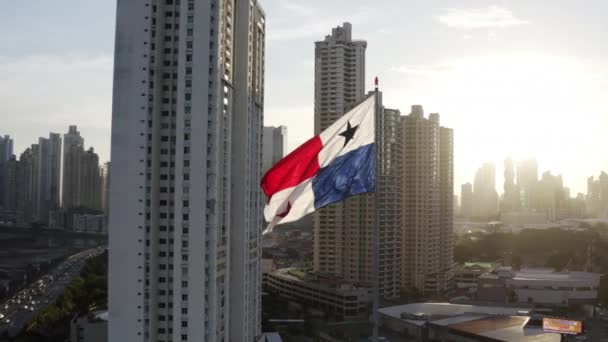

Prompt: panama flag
[{"left": 261, "top": 95, "right": 376, "bottom": 233}]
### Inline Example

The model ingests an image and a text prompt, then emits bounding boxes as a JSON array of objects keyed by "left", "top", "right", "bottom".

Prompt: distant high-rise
[
  {"left": 109, "top": 0, "right": 265, "bottom": 341},
  {"left": 34, "top": 138, "right": 49, "bottom": 222},
  {"left": 62, "top": 126, "right": 84, "bottom": 210},
  {"left": 502, "top": 157, "right": 520, "bottom": 212},
  {"left": 401, "top": 106, "right": 454, "bottom": 294},
  {"left": 0, "top": 135, "right": 13, "bottom": 210},
  {"left": 473, "top": 163, "right": 499, "bottom": 218},
  {"left": 587, "top": 172, "right": 608, "bottom": 219},
  {"left": 517, "top": 159, "right": 538, "bottom": 211},
  {"left": 101, "top": 162, "right": 110, "bottom": 216},
  {"left": 2, "top": 155, "right": 18, "bottom": 219},
  {"left": 262, "top": 126, "right": 287, "bottom": 173},
  {"left": 79, "top": 147, "right": 102, "bottom": 211},
  {"left": 537, "top": 171, "right": 568, "bottom": 221},
  {"left": 0, "top": 135, "right": 13, "bottom": 162},
  {"left": 48, "top": 133, "right": 62, "bottom": 217},
  {"left": 461, "top": 183, "right": 473, "bottom": 218},
  {"left": 17, "top": 148, "right": 35, "bottom": 224}
]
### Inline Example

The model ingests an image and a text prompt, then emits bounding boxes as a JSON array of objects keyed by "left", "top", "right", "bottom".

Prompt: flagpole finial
[{"left": 374, "top": 76, "right": 379, "bottom": 90}]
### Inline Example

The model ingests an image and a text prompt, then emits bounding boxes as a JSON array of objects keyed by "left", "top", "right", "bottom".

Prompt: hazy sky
[{"left": 1, "top": 0, "right": 607, "bottom": 194}]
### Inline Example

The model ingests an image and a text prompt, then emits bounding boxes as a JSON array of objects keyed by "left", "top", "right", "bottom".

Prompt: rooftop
[
  {"left": 379, "top": 303, "right": 561, "bottom": 342},
  {"left": 271, "top": 268, "right": 370, "bottom": 292}
]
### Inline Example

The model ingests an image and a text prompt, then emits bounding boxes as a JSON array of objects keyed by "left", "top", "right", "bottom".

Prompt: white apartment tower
[
  {"left": 109, "top": 0, "right": 265, "bottom": 341},
  {"left": 401, "top": 106, "right": 454, "bottom": 294}
]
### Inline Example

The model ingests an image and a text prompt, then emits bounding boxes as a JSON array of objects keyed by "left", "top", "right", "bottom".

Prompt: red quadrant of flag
[{"left": 261, "top": 136, "right": 323, "bottom": 199}]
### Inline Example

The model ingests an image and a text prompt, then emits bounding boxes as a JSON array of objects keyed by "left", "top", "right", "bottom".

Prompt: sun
[{"left": 391, "top": 52, "right": 606, "bottom": 193}]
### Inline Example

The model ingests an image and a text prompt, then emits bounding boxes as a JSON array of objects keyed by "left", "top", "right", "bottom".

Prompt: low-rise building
[
  {"left": 478, "top": 267, "right": 601, "bottom": 307},
  {"left": 379, "top": 302, "right": 560, "bottom": 342},
  {"left": 70, "top": 309, "right": 107, "bottom": 342},
  {"left": 263, "top": 268, "right": 371, "bottom": 319},
  {"left": 72, "top": 214, "right": 106, "bottom": 234},
  {"left": 454, "top": 262, "right": 500, "bottom": 292}
]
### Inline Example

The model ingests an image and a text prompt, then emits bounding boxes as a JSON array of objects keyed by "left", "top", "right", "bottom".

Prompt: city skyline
[{"left": 1, "top": 1, "right": 607, "bottom": 194}]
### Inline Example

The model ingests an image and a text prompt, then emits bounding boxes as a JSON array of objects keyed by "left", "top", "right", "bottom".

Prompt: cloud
[
  {"left": 437, "top": 6, "right": 528, "bottom": 29},
  {"left": 0, "top": 54, "right": 113, "bottom": 160},
  {"left": 390, "top": 63, "right": 452, "bottom": 75}
]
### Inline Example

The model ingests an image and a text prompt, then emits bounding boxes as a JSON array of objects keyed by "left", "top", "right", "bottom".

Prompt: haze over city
[{"left": 1, "top": 0, "right": 607, "bottom": 193}]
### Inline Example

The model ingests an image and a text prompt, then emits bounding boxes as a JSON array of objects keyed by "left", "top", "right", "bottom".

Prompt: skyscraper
[
  {"left": 0, "top": 135, "right": 13, "bottom": 162},
  {"left": 0, "top": 135, "right": 14, "bottom": 209},
  {"left": 34, "top": 138, "right": 50, "bottom": 222},
  {"left": 101, "top": 161, "right": 110, "bottom": 216},
  {"left": 473, "top": 163, "right": 499, "bottom": 218},
  {"left": 502, "top": 157, "right": 520, "bottom": 212},
  {"left": 109, "top": 0, "right": 265, "bottom": 341},
  {"left": 79, "top": 147, "right": 102, "bottom": 211},
  {"left": 262, "top": 126, "right": 287, "bottom": 173},
  {"left": 461, "top": 183, "right": 473, "bottom": 218},
  {"left": 62, "top": 125, "right": 84, "bottom": 210},
  {"left": 401, "top": 106, "right": 454, "bottom": 294},
  {"left": 313, "top": 22, "right": 365, "bottom": 277},
  {"left": 313, "top": 23, "right": 400, "bottom": 298},
  {"left": 48, "top": 133, "right": 62, "bottom": 219},
  {"left": 517, "top": 159, "right": 539, "bottom": 211}
]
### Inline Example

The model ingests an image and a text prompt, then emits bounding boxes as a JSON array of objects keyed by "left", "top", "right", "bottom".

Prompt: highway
[{"left": 0, "top": 246, "right": 105, "bottom": 337}]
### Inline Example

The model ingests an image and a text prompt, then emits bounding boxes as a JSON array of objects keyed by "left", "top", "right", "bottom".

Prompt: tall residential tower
[
  {"left": 401, "top": 106, "right": 454, "bottom": 294},
  {"left": 109, "top": 1, "right": 265, "bottom": 341}
]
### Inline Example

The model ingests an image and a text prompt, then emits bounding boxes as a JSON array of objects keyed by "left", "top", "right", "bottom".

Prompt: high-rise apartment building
[
  {"left": 0, "top": 135, "right": 13, "bottom": 162},
  {"left": 2, "top": 155, "right": 18, "bottom": 220},
  {"left": 401, "top": 106, "right": 454, "bottom": 294},
  {"left": 109, "top": 1, "right": 265, "bottom": 341},
  {"left": 62, "top": 126, "right": 84, "bottom": 210},
  {"left": 101, "top": 162, "right": 110, "bottom": 216},
  {"left": 48, "top": 133, "right": 62, "bottom": 218},
  {"left": 313, "top": 24, "right": 401, "bottom": 299},
  {"left": 502, "top": 157, "right": 520, "bottom": 212},
  {"left": 516, "top": 159, "right": 538, "bottom": 211},
  {"left": 80, "top": 147, "right": 102, "bottom": 211},
  {"left": 461, "top": 183, "right": 473, "bottom": 218},
  {"left": 314, "top": 22, "right": 366, "bottom": 277},
  {"left": 537, "top": 171, "right": 568, "bottom": 221},
  {"left": 439, "top": 126, "right": 454, "bottom": 285},
  {"left": 587, "top": 172, "right": 608, "bottom": 219},
  {"left": 262, "top": 126, "right": 287, "bottom": 173},
  {"left": 34, "top": 138, "right": 49, "bottom": 222},
  {"left": 17, "top": 148, "right": 35, "bottom": 224},
  {"left": 0, "top": 135, "right": 14, "bottom": 210},
  {"left": 473, "top": 163, "right": 499, "bottom": 218}
]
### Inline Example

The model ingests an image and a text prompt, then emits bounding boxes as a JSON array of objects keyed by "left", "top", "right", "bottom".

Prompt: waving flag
[{"left": 261, "top": 95, "right": 376, "bottom": 233}]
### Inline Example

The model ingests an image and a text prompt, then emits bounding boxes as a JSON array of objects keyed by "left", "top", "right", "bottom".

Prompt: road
[{"left": 0, "top": 246, "right": 106, "bottom": 337}]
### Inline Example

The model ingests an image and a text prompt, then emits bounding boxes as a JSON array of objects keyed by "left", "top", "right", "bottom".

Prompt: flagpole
[{"left": 372, "top": 77, "right": 380, "bottom": 342}]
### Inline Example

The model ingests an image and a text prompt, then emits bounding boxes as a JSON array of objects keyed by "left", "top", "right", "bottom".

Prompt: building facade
[
  {"left": 401, "top": 106, "right": 454, "bottom": 294},
  {"left": 262, "top": 126, "right": 287, "bottom": 173},
  {"left": 79, "top": 147, "right": 102, "bottom": 211},
  {"left": 473, "top": 163, "right": 498, "bottom": 218},
  {"left": 109, "top": 0, "right": 265, "bottom": 341},
  {"left": 461, "top": 183, "right": 473, "bottom": 219},
  {"left": 0, "top": 135, "right": 14, "bottom": 210},
  {"left": 62, "top": 126, "right": 84, "bottom": 210},
  {"left": 313, "top": 22, "right": 367, "bottom": 281},
  {"left": 263, "top": 268, "right": 371, "bottom": 320}
]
